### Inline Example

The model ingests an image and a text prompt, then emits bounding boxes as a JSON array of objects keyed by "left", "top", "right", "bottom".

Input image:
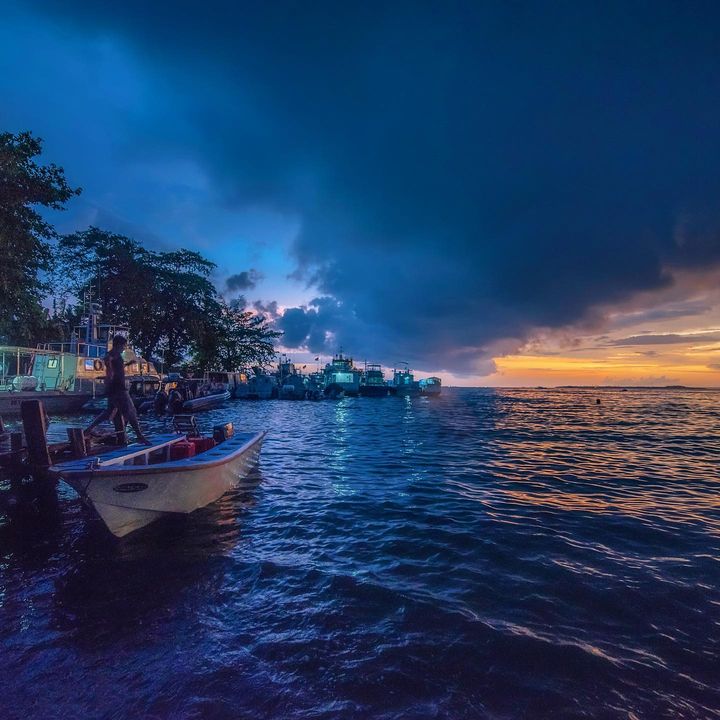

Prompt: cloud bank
[{"left": 6, "top": 1, "right": 720, "bottom": 374}]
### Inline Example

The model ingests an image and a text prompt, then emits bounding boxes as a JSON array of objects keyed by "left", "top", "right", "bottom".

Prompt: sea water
[{"left": 1, "top": 388, "right": 719, "bottom": 718}]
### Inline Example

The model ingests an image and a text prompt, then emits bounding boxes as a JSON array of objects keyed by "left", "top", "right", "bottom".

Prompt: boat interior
[{"left": 54, "top": 416, "right": 259, "bottom": 472}]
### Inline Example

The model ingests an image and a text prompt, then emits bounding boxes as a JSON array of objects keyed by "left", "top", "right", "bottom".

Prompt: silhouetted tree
[
  {"left": 56, "top": 228, "right": 221, "bottom": 365},
  {"left": 56, "top": 229, "right": 280, "bottom": 370},
  {"left": 191, "top": 298, "right": 280, "bottom": 372},
  {"left": 0, "top": 131, "right": 80, "bottom": 343}
]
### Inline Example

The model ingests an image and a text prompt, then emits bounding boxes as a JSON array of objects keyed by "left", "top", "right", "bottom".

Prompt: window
[{"left": 47, "top": 358, "right": 58, "bottom": 369}]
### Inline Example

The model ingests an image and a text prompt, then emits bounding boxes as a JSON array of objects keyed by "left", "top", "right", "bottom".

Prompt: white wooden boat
[{"left": 49, "top": 429, "right": 266, "bottom": 537}]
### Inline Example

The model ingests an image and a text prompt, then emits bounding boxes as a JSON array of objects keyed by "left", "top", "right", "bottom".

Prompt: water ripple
[{"left": 1, "top": 388, "right": 720, "bottom": 718}]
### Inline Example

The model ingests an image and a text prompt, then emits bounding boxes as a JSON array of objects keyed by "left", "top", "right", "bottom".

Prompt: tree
[
  {"left": 141, "top": 249, "right": 220, "bottom": 366},
  {"left": 0, "top": 131, "right": 80, "bottom": 344},
  {"left": 191, "top": 298, "right": 281, "bottom": 372},
  {"left": 56, "top": 229, "right": 262, "bottom": 368}
]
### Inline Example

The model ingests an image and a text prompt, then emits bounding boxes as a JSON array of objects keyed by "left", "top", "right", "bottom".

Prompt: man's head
[{"left": 112, "top": 335, "right": 128, "bottom": 351}]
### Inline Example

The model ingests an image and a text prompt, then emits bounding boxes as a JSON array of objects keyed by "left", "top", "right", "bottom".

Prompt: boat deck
[{"left": 51, "top": 431, "right": 261, "bottom": 475}]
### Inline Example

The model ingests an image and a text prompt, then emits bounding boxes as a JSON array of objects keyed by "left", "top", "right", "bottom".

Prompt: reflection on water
[{"left": 1, "top": 388, "right": 720, "bottom": 718}]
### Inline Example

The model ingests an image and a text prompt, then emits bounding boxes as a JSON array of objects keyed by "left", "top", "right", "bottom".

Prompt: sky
[{"left": 2, "top": 1, "right": 720, "bottom": 386}]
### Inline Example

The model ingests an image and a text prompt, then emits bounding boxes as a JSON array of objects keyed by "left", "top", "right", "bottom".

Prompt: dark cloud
[
  {"left": 610, "top": 332, "right": 720, "bottom": 346},
  {"left": 608, "top": 302, "right": 712, "bottom": 329},
  {"left": 12, "top": 1, "right": 720, "bottom": 372},
  {"left": 226, "top": 269, "right": 264, "bottom": 293},
  {"left": 252, "top": 300, "right": 280, "bottom": 320}
]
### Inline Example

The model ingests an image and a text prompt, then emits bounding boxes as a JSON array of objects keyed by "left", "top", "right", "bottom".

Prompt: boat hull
[
  {"left": 0, "top": 391, "right": 92, "bottom": 416},
  {"left": 54, "top": 431, "right": 265, "bottom": 537},
  {"left": 359, "top": 385, "right": 389, "bottom": 397},
  {"left": 394, "top": 386, "right": 420, "bottom": 397}
]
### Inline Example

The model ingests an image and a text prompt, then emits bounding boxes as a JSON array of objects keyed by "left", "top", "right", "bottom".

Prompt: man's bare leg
[
  {"left": 124, "top": 400, "right": 151, "bottom": 445},
  {"left": 85, "top": 407, "right": 113, "bottom": 436}
]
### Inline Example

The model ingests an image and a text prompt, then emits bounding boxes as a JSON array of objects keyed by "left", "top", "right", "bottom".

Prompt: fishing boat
[
  {"left": 0, "top": 346, "right": 94, "bottom": 416},
  {"left": 39, "top": 301, "right": 160, "bottom": 397},
  {"left": 277, "top": 358, "right": 307, "bottom": 400},
  {"left": 323, "top": 351, "right": 362, "bottom": 397},
  {"left": 49, "top": 420, "right": 267, "bottom": 537},
  {"left": 419, "top": 376, "right": 442, "bottom": 396},
  {"left": 247, "top": 371, "right": 276, "bottom": 400},
  {"left": 389, "top": 366, "right": 420, "bottom": 397},
  {"left": 359, "top": 363, "right": 389, "bottom": 397}
]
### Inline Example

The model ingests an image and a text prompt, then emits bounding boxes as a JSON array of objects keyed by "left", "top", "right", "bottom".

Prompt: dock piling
[
  {"left": 10, "top": 432, "right": 22, "bottom": 453},
  {"left": 20, "top": 400, "right": 51, "bottom": 478},
  {"left": 67, "top": 428, "right": 87, "bottom": 458}
]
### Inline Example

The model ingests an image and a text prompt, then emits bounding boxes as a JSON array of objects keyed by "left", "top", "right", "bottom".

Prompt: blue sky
[{"left": 3, "top": 1, "right": 720, "bottom": 385}]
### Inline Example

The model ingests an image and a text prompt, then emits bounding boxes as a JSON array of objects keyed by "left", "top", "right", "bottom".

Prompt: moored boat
[
  {"left": 205, "top": 371, "right": 248, "bottom": 399},
  {"left": 0, "top": 346, "right": 93, "bottom": 416},
  {"left": 49, "top": 422, "right": 267, "bottom": 537},
  {"left": 247, "top": 372, "right": 276, "bottom": 400},
  {"left": 39, "top": 302, "right": 160, "bottom": 397},
  {"left": 323, "top": 351, "right": 362, "bottom": 397},
  {"left": 277, "top": 357, "right": 307, "bottom": 400},
  {"left": 359, "top": 363, "right": 389, "bottom": 397},
  {"left": 389, "top": 367, "right": 420, "bottom": 396},
  {"left": 154, "top": 378, "right": 231, "bottom": 413},
  {"left": 419, "top": 376, "right": 442, "bottom": 396},
  {"left": 182, "top": 390, "right": 231, "bottom": 412}
]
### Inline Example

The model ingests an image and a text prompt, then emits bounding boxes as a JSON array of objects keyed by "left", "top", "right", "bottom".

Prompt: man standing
[{"left": 85, "top": 334, "right": 150, "bottom": 445}]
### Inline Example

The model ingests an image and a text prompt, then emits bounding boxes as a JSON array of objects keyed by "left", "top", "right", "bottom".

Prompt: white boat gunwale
[{"left": 49, "top": 431, "right": 267, "bottom": 478}]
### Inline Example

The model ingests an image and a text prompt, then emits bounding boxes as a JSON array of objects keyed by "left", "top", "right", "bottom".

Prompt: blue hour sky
[{"left": 3, "top": 1, "right": 720, "bottom": 385}]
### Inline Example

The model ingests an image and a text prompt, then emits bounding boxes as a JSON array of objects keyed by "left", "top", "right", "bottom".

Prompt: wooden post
[
  {"left": 20, "top": 399, "right": 51, "bottom": 477},
  {"left": 67, "top": 428, "right": 87, "bottom": 458},
  {"left": 10, "top": 432, "right": 22, "bottom": 452}
]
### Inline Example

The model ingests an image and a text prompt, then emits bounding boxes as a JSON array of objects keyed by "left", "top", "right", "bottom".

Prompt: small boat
[
  {"left": 182, "top": 390, "right": 231, "bottom": 412},
  {"left": 49, "top": 421, "right": 267, "bottom": 537},
  {"left": 155, "top": 378, "right": 231, "bottom": 413}
]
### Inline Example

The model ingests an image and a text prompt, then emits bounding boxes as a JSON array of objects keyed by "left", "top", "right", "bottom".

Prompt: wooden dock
[{"left": 0, "top": 399, "right": 127, "bottom": 483}]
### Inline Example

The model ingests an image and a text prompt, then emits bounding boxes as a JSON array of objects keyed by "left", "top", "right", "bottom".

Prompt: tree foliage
[
  {"left": 0, "top": 131, "right": 80, "bottom": 343},
  {"left": 0, "top": 130, "right": 281, "bottom": 368},
  {"left": 56, "top": 228, "right": 280, "bottom": 370},
  {"left": 192, "top": 298, "right": 281, "bottom": 372}
]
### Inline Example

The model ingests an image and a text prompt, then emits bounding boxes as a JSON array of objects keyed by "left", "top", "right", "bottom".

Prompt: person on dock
[{"left": 85, "top": 335, "right": 150, "bottom": 445}]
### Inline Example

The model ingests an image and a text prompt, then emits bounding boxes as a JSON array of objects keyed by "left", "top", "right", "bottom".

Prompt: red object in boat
[
  {"left": 170, "top": 440, "right": 196, "bottom": 460},
  {"left": 189, "top": 436, "right": 216, "bottom": 454}
]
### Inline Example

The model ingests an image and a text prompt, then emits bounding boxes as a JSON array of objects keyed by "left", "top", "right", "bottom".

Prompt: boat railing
[
  {"left": 92, "top": 435, "right": 183, "bottom": 468},
  {"left": 38, "top": 341, "right": 108, "bottom": 358}
]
